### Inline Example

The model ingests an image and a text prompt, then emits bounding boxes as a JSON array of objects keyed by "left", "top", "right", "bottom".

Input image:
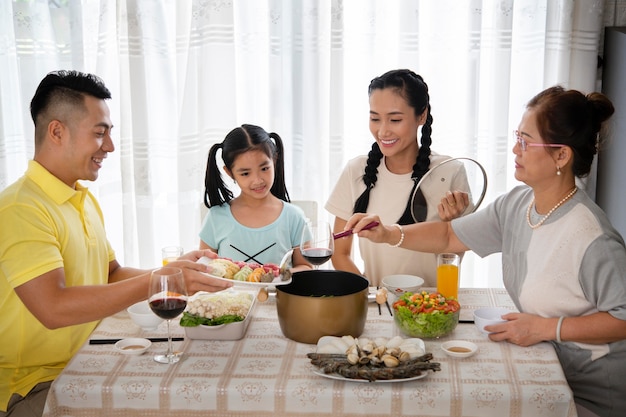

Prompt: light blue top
[{"left": 199, "top": 201, "right": 308, "bottom": 265}]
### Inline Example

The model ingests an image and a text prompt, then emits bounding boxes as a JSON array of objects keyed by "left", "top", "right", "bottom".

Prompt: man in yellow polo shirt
[{"left": 0, "top": 70, "right": 231, "bottom": 417}]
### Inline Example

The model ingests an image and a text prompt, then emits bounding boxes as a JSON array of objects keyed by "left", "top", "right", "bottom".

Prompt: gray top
[{"left": 452, "top": 185, "right": 626, "bottom": 415}]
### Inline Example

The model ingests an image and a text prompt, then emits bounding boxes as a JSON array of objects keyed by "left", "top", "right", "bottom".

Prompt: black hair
[
  {"left": 527, "top": 86, "right": 615, "bottom": 177},
  {"left": 353, "top": 69, "right": 433, "bottom": 225},
  {"left": 30, "top": 70, "right": 111, "bottom": 124},
  {"left": 204, "top": 124, "right": 290, "bottom": 207}
]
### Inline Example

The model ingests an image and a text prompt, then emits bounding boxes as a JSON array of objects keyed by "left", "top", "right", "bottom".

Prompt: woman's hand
[
  {"left": 344, "top": 213, "right": 396, "bottom": 245},
  {"left": 437, "top": 190, "right": 470, "bottom": 221},
  {"left": 484, "top": 312, "right": 554, "bottom": 347}
]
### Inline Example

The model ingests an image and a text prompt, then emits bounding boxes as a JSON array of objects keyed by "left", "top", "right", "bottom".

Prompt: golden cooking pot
[{"left": 275, "top": 270, "right": 369, "bottom": 344}]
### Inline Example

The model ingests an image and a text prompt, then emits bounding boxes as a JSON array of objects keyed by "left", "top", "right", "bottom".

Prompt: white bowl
[
  {"left": 473, "top": 307, "right": 511, "bottom": 334},
  {"left": 114, "top": 338, "right": 151, "bottom": 355},
  {"left": 381, "top": 274, "right": 424, "bottom": 296},
  {"left": 441, "top": 340, "right": 478, "bottom": 358},
  {"left": 127, "top": 301, "right": 164, "bottom": 331}
]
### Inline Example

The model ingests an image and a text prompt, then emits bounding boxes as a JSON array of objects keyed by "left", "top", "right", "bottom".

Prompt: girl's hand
[{"left": 437, "top": 190, "right": 470, "bottom": 221}]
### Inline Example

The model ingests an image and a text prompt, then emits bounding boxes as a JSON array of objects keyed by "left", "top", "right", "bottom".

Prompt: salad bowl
[{"left": 392, "top": 291, "right": 460, "bottom": 338}]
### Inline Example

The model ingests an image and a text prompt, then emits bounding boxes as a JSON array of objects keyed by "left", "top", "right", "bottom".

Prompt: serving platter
[
  {"left": 308, "top": 335, "right": 439, "bottom": 382},
  {"left": 197, "top": 250, "right": 293, "bottom": 288},
  {"left": 312, "top": 369, "right": 429, "bottom": 383},
  {"left": 199, "top": 271, "right": 292, "bottom": 288},
  {"left": 183, "top": 289, "right": 257, "bottom": 340}
]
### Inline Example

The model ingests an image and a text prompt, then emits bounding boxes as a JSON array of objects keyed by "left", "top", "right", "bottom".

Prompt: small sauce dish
[
  {"left": 441, "top": 340, "right": 478, "bottom": 358},
  {"left": 114, "top": 338, "right": 151, "bottom": 355}
]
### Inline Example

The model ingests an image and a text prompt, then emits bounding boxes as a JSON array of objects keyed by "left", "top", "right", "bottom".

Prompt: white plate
[
  {"left": 200, "top": 271, "right": 292, "bottom": 288},
  {"left": 312, "top": 369, "right": 429, "bottom": 383},
  {"left": 197, "top": 254, "right": 293, "bottom": 288}
]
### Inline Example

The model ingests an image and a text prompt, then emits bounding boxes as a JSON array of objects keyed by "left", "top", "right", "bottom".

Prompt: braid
[
  {"left": 397, "top": 106, "right": 433, "bottom": 225},
  {"left": 353, "top": 143, "right": 383, "bottom": 213}
]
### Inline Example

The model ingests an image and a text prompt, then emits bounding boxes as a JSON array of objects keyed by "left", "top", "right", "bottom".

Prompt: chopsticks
[
  {"left": 333, "top": 221, "right": 379, "bottom": 240},
  {"left": 89, "top": 337, "right": 184, "bottom": 345},
  {"left": 385, "top": 300, "right": 393, "bottom": 316}
]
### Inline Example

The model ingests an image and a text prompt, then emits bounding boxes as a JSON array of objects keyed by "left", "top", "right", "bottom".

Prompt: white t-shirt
[{"left": 325, "top": 152, "right": 455, "bottom": 286}]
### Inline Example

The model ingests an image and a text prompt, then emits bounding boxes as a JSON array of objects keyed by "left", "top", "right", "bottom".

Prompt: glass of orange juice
[
  {"left": 162, "top": 246, "right": 184, "bottom": 265},
  {"left": 436, "top": 253, "right": 460, "bottom": 299}
]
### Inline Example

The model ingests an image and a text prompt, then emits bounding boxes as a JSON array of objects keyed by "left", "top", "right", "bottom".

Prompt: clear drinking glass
[
  {"left": 148, "top": 266, "right": 187, "bottom": 364},
  {"left": 300, "top": 221, "right": 334, "bottom": 269},
  {"left": 161, "top": 246, "right": 184, "bottom": 266},
  {"left": 436, "top": 253, "right": 460, "bottom": 299}
]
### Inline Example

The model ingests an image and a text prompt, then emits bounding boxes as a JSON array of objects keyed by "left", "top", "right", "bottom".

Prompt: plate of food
[
  {"left": 180, "top": 288, "right": 257, "bottom": 340},
  {"left": 197, "top": 250, "right": 293, "bottom": 288},
  {"left": 311, "top": 369, "right": 429, "bottom": 383},
  {"left": 307, "top": 335, "right": 440, "bottom": 382}
]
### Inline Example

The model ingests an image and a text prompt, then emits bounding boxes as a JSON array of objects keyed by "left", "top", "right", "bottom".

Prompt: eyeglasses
[{"left": 513, "top": 130, "right": 564, "bottom": 151}]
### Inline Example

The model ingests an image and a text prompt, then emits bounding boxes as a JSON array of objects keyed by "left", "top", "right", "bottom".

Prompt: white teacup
[{"left": 473, "top": 307, "right": 511, "bottom": 334}]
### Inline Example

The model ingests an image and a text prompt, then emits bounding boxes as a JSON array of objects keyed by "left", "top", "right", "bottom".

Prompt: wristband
[
  {"left": 556, "top": 316, "right": 565, "bottom": 343},
  {"left": 388, "top": 224, "right": 404, "bottom": 248}
]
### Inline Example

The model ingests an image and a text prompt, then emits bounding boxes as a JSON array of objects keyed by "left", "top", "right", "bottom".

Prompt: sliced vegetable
[{"left": 393, "top": 291, "right": 460, "bottom": 338}]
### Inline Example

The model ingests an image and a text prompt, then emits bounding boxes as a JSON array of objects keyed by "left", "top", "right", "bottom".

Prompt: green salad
[
  {"left": 393, "top": 291, "right": 460, "bottom": 338},
  {"left": 180, "top": 312, "right": 243, "bottom": 327}
]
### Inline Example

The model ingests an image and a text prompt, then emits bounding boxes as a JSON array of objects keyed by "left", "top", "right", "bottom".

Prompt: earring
[{"left": 556, "top": 165, "right": 561, "bottom": 176}]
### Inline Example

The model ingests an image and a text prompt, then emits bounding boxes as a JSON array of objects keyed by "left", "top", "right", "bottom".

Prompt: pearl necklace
[{"left": 526, "top": 186, "right": 577, "bottom": 229}]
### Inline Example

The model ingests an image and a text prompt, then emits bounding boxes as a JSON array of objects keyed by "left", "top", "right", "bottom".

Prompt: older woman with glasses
[{"left": 344, "top": 85, "right": 626, "bottom": 417}]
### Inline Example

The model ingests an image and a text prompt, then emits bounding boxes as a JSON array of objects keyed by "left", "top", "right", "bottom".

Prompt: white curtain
[{"left": 1, "top": 0, "right": 625, "bottom": 287}]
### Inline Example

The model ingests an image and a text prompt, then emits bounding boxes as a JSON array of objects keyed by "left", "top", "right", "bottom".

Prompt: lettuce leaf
[{"left": 179, "top": 312, "right": 244, "bottom": 327}]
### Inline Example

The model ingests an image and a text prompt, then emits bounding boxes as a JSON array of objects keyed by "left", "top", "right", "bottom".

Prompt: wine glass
[
  {"left": 148, "top": 266, "right": 187, "bottom": 364},
  {"left": 300, "top": 221, "right": 334, "bottom": 269}
]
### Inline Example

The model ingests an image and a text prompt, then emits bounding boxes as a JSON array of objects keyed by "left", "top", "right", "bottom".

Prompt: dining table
[{"left": 42, "top": 287, "right": 577, "bottom": 417}]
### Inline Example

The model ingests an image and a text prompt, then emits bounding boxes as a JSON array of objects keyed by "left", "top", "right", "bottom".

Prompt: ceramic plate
[
  {"left": 197, "top": 252, "right": 292, "bottom": 288},
  {"left": 312, "top": 369, "right": 429, "bottom": 383},
  {"left": 199, "top": 271, "right": 292, "bottom": 288}
]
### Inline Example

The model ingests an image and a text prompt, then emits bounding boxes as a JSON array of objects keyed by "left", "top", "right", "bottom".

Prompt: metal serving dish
[{"left": 275, "top": 270, "right": 369, "bottom": 344}]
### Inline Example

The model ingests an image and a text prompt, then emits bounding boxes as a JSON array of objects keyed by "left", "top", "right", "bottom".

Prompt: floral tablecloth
[{"left": 43, "top": 288, "right": 577, "bottom": 417}]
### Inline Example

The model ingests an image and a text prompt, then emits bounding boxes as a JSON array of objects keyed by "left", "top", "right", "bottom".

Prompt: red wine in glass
[
  {"left": 300, "top": 221, "right": 334, "bottom": 269},
  {"left": 301, "top": 248, "right": 333, "bottom": 266},
  {"left": 148, "top": 266, "right": 187, "bottom": 364},
  {"left": 149, "top": 297, "right": 187, "bottom": 320}
]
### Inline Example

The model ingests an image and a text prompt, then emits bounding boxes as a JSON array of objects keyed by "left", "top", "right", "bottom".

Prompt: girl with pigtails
[
  {"left": 199, "top": 124, "right": 311, "bottom": 272},
  {"left": 325, "top": 69, "right": 468, "bottom": 287}
]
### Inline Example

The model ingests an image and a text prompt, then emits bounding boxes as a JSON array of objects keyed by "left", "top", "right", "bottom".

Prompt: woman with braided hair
[{"left": 325, "top": 69, "right": 468, "bottom": 287}]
